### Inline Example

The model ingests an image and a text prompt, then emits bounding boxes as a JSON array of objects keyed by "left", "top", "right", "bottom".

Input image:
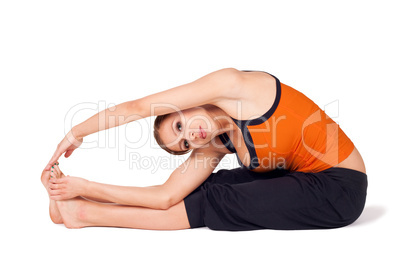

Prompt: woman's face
[{"left": 158, "top": 106, "right": 220, "bottom": 153}]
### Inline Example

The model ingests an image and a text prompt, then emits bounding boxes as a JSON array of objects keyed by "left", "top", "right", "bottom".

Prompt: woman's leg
[
  {"left": 56, "top": 197, "right": 191, "bottom": 230},
  {"left": 49, "top": 164, "right": 190, "bottom": 230},
  {"left": 184, "top": 167, "right": 367, "bottom": 231}
]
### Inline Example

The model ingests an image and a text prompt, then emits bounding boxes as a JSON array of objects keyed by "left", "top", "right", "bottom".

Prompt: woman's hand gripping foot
[
  {"left": 47, "top": 164, "right": 89, "bottom": 229},
  {"left": 41, "top": 163, "right": 63, "bottom": 224},
  {"left": 48, "top": 165, "right": 88, "bottom": 201}
]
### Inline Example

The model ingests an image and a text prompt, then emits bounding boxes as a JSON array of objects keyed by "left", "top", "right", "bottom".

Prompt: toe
[
  {"left": 50, "top": 166, "right": 56, "bottom": 178},
  {"left": 53, "top": 165, "right": 61, "bottom": 178},
  {"left": 54, "top": 164, "right": 63, "bottom": 178}
]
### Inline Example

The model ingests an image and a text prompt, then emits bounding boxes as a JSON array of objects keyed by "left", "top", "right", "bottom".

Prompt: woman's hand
[
  {"left": 49, "top": 175, "right": 89, "bottom": 201},
  {"left": 45, "top": 130, "right": 83, "bottom": 171}
]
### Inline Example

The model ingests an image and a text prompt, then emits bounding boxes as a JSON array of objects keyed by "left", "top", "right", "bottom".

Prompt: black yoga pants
[{"left": 183, "top": 166, "right": 367, "bottom": 231}]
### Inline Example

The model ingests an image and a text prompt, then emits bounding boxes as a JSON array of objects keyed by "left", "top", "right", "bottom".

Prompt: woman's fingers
[
  {"left": 49, "top": 180, "right": 60, "bottom": 189},
  {"left": 46, "top": 136, "right": 68, "bottom": 170},
  {"left": 49, "top": 184, "right": 59, "bottom": 191},
  {"left": 64, "top": 149, "right": 74, "bottom": 158},
  {"left": 50, "top": 194, "right": 63, "bottom": 201},
  {"left": 49, "top": 189, "right": 62, "bottom": 196},
  {"left": 49, "top": 177, "right": 64, "bottom": 188},
  {"left": 45, "top": 150, "right": 62, "bottom": 171},
  {"left": 50, "top": 177, "right": 64, "bottom": 184},
  {"left": 49, "top": 190, "right": 62, "bottom": 200},
  {"left": 45, "top": 131, "right": 83, "bottom": 170}
]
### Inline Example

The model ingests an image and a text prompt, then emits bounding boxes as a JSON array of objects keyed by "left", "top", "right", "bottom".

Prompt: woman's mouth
[{"left": 199, "top": 126, "right": 206, "bottom": 139}]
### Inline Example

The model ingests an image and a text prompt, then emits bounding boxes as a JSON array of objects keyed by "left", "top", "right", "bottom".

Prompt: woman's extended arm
[
  {"left": 45, "top": 68, "right": 241, "bottom": 170},
  {"left": 49, "top": 148, "right": 226, "bottom": 209},
  {"left": 44, "top": 101, "right": 142, "bottom": 171},
  {"left": 49, "top": 176, "right": 170, "bottom": 209}
]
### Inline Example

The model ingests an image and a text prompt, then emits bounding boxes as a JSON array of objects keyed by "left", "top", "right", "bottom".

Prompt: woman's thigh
[{"left": 184, "top": 168, "right": 367, "bottom": 231}]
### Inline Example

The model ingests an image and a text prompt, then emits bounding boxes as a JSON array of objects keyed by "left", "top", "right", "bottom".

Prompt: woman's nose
[{"left": 189, "top": 131, "right": 197, "bottom": 141}]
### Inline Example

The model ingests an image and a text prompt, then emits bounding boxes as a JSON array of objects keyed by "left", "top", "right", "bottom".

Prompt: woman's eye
[{"left": 177, "top": 122, "right": 188, "bottom": 149}]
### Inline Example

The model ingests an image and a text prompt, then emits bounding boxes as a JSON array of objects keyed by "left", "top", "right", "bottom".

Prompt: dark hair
[{"left": 153, "top": 113, "right": 191, "bottom": 155}]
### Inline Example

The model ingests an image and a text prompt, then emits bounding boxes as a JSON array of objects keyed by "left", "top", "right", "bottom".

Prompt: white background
[{"left": 1, "top": 0, "right": 401, "bottom": 267}]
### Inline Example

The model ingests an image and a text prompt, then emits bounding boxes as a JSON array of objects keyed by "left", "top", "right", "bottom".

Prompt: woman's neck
[{"left": 202, "top": 104, "right": 237, "bottom": 137}]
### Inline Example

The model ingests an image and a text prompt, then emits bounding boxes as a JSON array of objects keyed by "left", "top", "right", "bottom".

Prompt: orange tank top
[{"left": 218, "top": 72, "right": 355, "bottom": 173}]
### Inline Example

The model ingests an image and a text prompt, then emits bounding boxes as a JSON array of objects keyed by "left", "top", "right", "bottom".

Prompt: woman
[{"left": 42, "top": 68, "right": 367, "bottom": 230}]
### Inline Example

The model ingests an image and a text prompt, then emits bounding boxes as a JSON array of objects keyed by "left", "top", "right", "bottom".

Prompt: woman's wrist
[{"left": 80, "top": 178, "right": 90, "bottom": 197}]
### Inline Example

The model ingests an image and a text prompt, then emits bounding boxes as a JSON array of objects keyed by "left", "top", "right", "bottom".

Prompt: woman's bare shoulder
[{"left": 212, "top": 70, "right": 278, "bottom": 120}]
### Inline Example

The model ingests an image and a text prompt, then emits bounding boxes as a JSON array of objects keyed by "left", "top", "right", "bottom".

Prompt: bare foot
[
  {"left": 41, "top": 164, "right": 63, "bottom": 224},
  {"left": 51, "top": 165, "right": 91, "bottom": 229},
  {"left": 57, "top": 197, "right": 88, "bottom": 229}
]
